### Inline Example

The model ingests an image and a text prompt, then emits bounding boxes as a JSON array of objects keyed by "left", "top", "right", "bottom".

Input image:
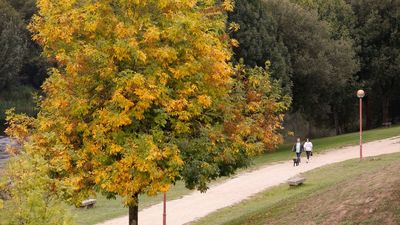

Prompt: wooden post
[{"left": 163, "top": 192, "right": 166, "bottom": 225}]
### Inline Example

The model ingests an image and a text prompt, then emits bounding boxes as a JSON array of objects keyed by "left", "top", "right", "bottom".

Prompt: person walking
[
  {"left": 292, "top": 138, "right": 303, "bottom": 166},
  {"left": 304, "top": 138, "right": 313, "bottom": 163}
]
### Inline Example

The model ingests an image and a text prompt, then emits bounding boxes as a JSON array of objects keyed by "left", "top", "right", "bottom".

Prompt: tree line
[
  {"left": 229, "top": 0, "right": 400, "bottom": 135},
  {"left": 1, "top": 0, "right": 399, "bottom": 136}
]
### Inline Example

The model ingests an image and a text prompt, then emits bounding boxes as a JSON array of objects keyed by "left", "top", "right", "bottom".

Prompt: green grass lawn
[
  {"left": 191, "top": 152, "right": 400, "bottom": 225},
  {"left": 72, "top": 126, "right": 400, "bottom": 225}
]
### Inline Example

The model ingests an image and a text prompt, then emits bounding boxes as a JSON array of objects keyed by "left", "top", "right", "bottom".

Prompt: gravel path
[{"left": 98, "top": 137, "right": 400, "bottom": 225}]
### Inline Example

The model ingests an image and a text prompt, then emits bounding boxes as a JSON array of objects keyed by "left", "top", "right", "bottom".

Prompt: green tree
[
  {"left": 350, "top": 0, "right": 400, "bottom": 125},
  {"left": 228, "top": 0, "right": 292, "bottom": 94},
  {"left": 278, "top": 0, "right": 358, "bottom": 135},
  {"left": 0, "top": 0, "right": 27, "bottom": 89},
  {"left": 5, "top": 0, "right": 49, "bottom": 89},
  {"left": 5, "top": 0, "right": 37, "bottom": 22},
  {"left": 292, "top": 0, "right": 356, "bottom": 39},
  {"left": 230, "top": 0, "right": 359, "bottom": 135},
  {"left": 292, "top": 0, "right": 361, "bottom": 134},
  {"left": 0, "top": 0, "right": 46, "bottom": 128}
]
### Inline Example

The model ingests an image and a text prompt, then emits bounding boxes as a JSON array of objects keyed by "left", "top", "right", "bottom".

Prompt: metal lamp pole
[
  {"left": 163, "top": 192, "right": 166, "bottom": 225},
  {"left": 357, "top": 90, "right": 365, "bottom": 160}
]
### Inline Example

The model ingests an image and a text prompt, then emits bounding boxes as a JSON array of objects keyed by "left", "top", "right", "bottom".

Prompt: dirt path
[{"left": 97, "top": 137, "right": 400, "bottom": 225}]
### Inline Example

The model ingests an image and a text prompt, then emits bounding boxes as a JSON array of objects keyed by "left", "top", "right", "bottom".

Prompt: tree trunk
[
  {"left": 307, "top": 121, "right": 312, "bottom": 138},
  {"left": 332, "top": 106, "right": 342, "bottom": 135},
  {"left": 129, "top": 194, "right": 139, "bottom": 225},
  {"left": 382, "top": 96, "right": 390, "bottom": 123},
  {"left": 366, "top": 96, "right": 372, "bottom": 129}
]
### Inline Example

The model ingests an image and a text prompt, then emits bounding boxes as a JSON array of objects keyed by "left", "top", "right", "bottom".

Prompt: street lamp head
[{"left": 357, "top": 89, "right": 365, "bottom": 98}]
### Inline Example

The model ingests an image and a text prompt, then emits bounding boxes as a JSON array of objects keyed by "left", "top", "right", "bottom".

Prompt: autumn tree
[
  {"left": 227, "top": 62, "right": 291, "bottom": 152},
  {"left": 4, "top": 0, "right": 290, "bottom": 224}
]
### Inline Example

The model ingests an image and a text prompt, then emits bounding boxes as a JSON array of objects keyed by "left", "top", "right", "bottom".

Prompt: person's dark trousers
[
  {"left": 296, "top": 152, "right": 301, "bottom": 166},
  {"left": 306, "top": 151, "right": 311, "bottom": 160}
]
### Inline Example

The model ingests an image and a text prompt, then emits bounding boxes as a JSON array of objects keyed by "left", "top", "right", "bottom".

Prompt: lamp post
[{"left": 357, "top": 89, "right": 365, "bottom": 160}]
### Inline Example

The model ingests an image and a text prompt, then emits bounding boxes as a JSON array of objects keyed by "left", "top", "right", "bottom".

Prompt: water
[{"left": 0, "top": 136, "right": 10, "bottom": 168}]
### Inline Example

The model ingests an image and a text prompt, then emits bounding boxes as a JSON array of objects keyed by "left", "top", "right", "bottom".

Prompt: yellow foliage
[
  {"left": 230, "top": 39, "right": 240, "bottom": 47},
  {"left": 6, "top": 0, "right": 237, "bottom": 207},
  {"left": 222, "top": 0, "right": 235, "bottom": 11},
  {"left": 7, "top": 0, "right": 289, "bottom": 212},
  {"left": 224, "top": 65, "right": 291, "bottom": 156},
  {"left": 5, "top": 109, "right": 34, "bottom": 153},
  {"left": 198, "top": 95, "right": 212, "bottom": 107}
]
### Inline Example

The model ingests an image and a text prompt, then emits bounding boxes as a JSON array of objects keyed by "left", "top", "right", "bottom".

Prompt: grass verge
[
  {"left": 191, "top": 153, "right": 400, "bottom": 225},
  {"left": 72, "top": 126, "right": 400, "bottom": 225}
]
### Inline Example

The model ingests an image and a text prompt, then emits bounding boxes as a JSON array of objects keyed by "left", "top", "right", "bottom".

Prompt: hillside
[{"left": 193, "top": 153, "right": 400, "bottom": 225}]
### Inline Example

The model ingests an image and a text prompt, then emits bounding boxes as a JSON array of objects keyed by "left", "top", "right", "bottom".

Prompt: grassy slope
[
  {"left": 192, "top": 153, "right": 400, "bottom": 225},
  {"left": 72, "top": 126, "right": 400, "bottom": 225}
]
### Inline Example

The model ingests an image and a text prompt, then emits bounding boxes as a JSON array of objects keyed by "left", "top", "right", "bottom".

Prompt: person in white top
[{"left": 304, "top": 138, "right": 313, "bottom": 163}]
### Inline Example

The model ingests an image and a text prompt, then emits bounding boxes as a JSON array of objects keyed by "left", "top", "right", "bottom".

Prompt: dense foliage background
[
  {"left": 229, "top": 0, "right": 400, "bottom": 137},
  {"left": 1, "top": 0, "right": 399, "bottom": 137}
]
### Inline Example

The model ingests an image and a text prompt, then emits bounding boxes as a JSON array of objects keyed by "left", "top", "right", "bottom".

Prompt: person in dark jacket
[{"left": 292, "top": 138, "right": 304, "bottom": 166}]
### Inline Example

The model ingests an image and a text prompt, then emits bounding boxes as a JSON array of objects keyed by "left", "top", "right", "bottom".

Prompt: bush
[{"left": 0, "top": 154, "right": 75, "bottom": 225}]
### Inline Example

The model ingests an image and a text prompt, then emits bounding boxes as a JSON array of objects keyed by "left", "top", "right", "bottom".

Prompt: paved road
[{"left": 97, "top": 137, "right": 400, "bottom": 225}]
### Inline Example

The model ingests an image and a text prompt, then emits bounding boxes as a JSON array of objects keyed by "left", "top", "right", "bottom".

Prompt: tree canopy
[
  {"left": 292, "top": 0, "right": 356, "bottom": 39},
  {"left": 26, "top": 0, "right": 235, "bottom": 204}
]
